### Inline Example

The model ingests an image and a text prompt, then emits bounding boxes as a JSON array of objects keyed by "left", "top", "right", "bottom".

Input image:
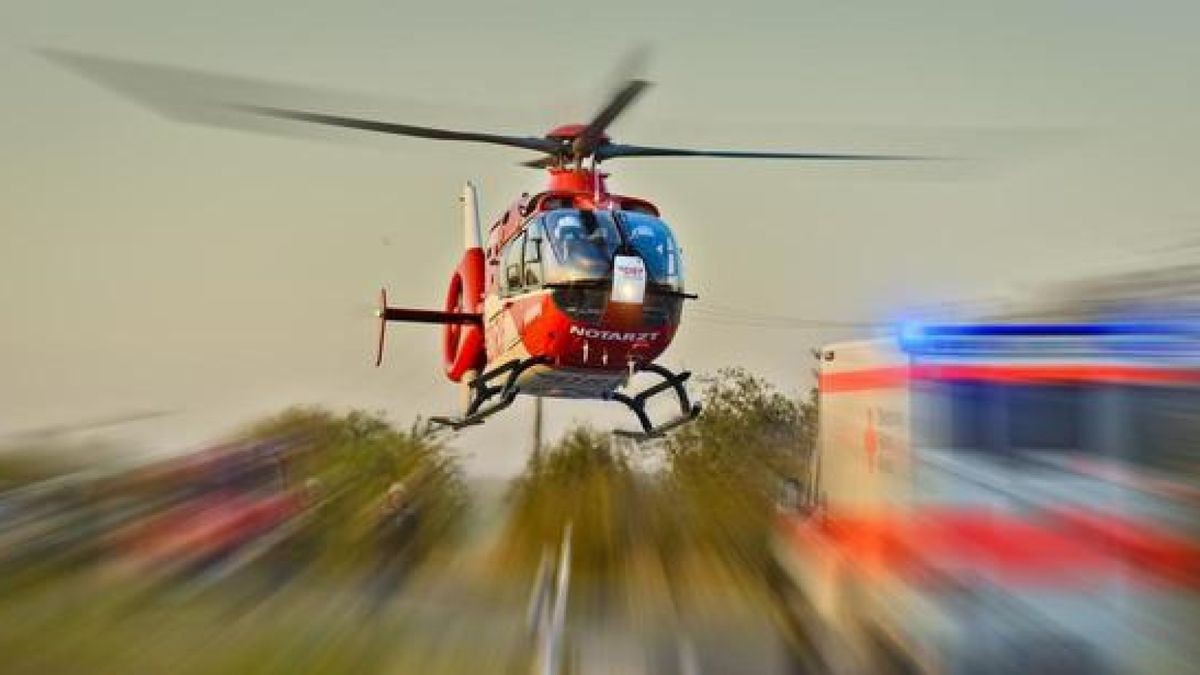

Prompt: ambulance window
[
  {"left": 1128, "top": 386, "right": 1200, "bottom": 477},
  {"left": 946, "top": 382, "right": 990, "bottom": 451},
  {"left": 1007, "top": 385, "right": 1081, "bottom": 451},
  {"left": 504, "top": 232, "right": 525, "bottom": 292}
]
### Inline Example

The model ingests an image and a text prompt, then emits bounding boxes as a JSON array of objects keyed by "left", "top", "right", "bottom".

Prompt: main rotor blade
[
  {"left": 520, "top": 155, "right": 557, "bottom": 169},
  {"left": 236, "top": 105, "right": 561, "bottom": 153},
  {"left": 40, "top": 48, "right": 560, "bottom": 155},
  {"left": 570, "top": 46, "right": 653, "bottom": 159},
  {"left": 596, "top": 143, "right": 931, "bottom": 162},
  {"left": 572, "top": 79, "right": 651, "bottom": 158}
]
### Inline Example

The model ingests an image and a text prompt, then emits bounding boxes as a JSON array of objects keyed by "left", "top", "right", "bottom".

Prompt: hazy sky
[{"left": 3, "top": 0, "right": 1198, "bottom": 475}]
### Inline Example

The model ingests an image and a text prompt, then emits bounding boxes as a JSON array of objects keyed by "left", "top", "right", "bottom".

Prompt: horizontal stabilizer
[{"left": 375, "top": 287, "right": 482, "bottom": 367}]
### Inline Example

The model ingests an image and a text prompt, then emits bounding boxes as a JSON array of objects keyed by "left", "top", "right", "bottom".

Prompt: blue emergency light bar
[{"left": 898, "top": 321, "right": 1200, "bottom": 357}]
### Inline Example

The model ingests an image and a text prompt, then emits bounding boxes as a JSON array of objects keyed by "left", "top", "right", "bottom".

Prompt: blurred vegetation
[
  {"left": 0, "top": 440, "right": 122, "bottom": 490},
  {"left": 498, "top": 367, "right": 818, "bottom": 613},
  {"left": 0, "top": 371, "right": 816, "bottom": 671},
  {"left": 500, "top": 426, "right": 651, "bottom": 596},
  {"left": 0, "top": 408, "right": 485, "bottom": 674},
  {"left": 663, "top": 367, "right": 817, "bottom": 575},
  {"left": 235, "top": 407, "right": 470, "bottom": 573}
]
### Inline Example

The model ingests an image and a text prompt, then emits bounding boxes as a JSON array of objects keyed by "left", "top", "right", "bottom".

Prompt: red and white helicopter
[{"left": 46, "top": 51, "right": 919, "bottom": 438}]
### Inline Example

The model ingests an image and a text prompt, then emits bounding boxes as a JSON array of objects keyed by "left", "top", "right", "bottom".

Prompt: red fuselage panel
[{"left": 486, "top": 291, "right": 678, "bottom": 371}]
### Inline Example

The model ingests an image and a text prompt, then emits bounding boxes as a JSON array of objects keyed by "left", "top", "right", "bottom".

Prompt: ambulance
[{"left": 777, "top": 322, "right": 1200, "bottom": 674}]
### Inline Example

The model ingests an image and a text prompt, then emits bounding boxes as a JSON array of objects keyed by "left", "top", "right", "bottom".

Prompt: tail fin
[{"left": 462, "top": 181, "right": 482, "bottom": 250}]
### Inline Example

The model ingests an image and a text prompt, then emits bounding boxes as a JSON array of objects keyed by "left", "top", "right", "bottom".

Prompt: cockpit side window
[
  {"left": 503, "top": 232, "right": 525, "bottom": 294},
  {"left": 523, "top": 222, "right": 543, "bottom": 287}
]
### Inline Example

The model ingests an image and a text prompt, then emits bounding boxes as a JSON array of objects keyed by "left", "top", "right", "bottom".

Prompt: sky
[{"left": 2, "top": 0, "right": 1198, "bottom": 476}]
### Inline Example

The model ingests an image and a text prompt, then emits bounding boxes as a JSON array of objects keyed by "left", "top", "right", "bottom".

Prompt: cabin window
[
  {"left": 541, "top": 195, "right": 574, "bottom": 211},
  {"left": 504, "top": 232, "right": 525, "bottom": 293},
  {"left": 523, "top": 222, "right": 543, "bottom": 287},
  {"left": 620, "top": 200, "right": 658, "bottom": 216}
]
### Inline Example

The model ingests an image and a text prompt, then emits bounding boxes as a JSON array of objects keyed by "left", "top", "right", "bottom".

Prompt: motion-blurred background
[{"left": 1, "top": 0, "right": 1197, "bottom": 673}]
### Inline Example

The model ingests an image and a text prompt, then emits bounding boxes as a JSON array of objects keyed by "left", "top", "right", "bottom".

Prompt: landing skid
[
  {"left": 430, "top": 356, "right": 549, "bottom": 430},
  {"left": 607, "top": 362, "right": 702, "bottom": 441},
  {"left": 431, "top": 358, "right": 701, "bottom": 441}
]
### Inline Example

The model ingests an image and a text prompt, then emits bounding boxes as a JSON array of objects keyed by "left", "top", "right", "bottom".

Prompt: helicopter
[{"left": 44, "top": 50, "right": 920, "bottom": 439}]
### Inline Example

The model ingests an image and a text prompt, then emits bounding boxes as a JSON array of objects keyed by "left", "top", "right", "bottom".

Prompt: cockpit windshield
[
  {"left": 544, "top": 210, "right": 621, "bottom": 263},
  {"left": 540, "top": 209, "right": 684, "bottom": 290},
  {"left": 616, "top": 211, "right": 683, "bottom": 288}
]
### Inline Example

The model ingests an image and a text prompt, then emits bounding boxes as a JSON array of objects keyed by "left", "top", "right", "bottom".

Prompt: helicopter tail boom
[{"left": 378, "top": 307, "right": 482, "bottom": 325}]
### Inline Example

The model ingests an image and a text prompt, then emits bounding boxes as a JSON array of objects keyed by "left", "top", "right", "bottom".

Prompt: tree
[
  {"left": 662, "top": 368, "right": 817, "bottom": 575},
  {"left": 236, "top": 407, "right": 469, "bottom": 573},
  {"left": 496, "top": 368, "right": 820, "bottom": 611},
  {"left": 499, "top": 425, "right": 653, "bottom": 599}
]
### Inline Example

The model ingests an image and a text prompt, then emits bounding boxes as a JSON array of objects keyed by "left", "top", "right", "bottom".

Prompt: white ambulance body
[{"left": 780, "top": 323, "right": 1200, "bottom": 674}]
